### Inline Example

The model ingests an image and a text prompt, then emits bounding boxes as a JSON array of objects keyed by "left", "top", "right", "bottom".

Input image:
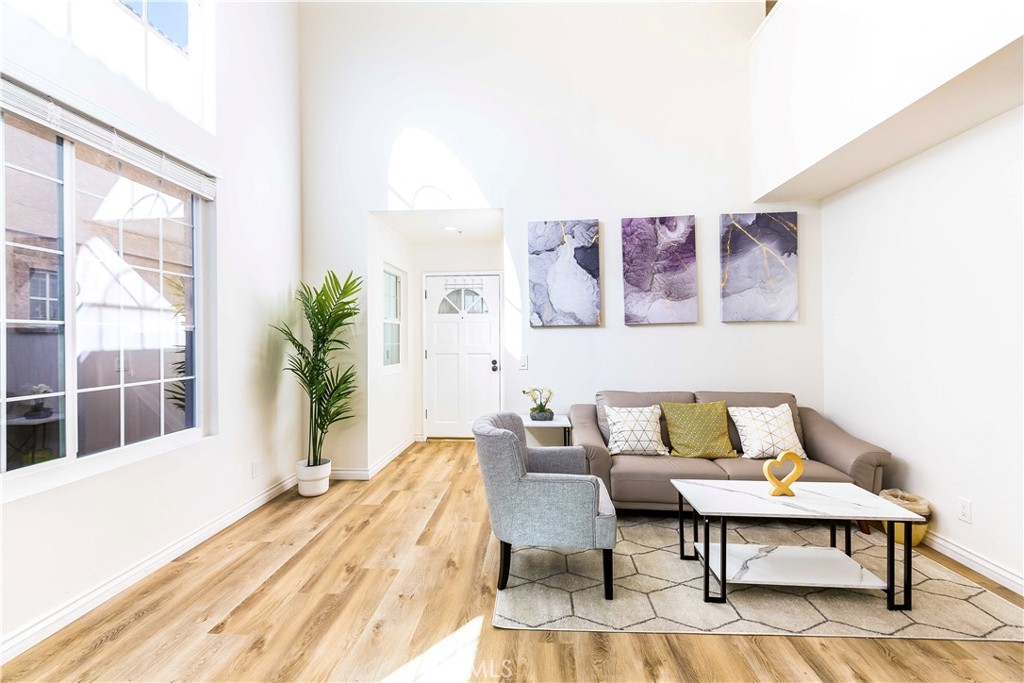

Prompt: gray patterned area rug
[{"left": 492, "top": 515, "right": 1024, "bottom": 640}]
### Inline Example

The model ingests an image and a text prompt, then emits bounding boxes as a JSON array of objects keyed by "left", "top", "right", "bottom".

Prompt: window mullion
[
  {"left": 192, "top": 195, "right": 202, "bottom": 433},
  {"left": 158, "top": 205, "right": 165, "bottom": 436},
  {"left": 142, "top": 0, "right": 151, "bottom": 92},
  {"left": 1, "top": 111, "right": 7, "bottom": 474},
  {"left": 63, "top": 139, "right": 79, "bottom": 462},
  {"left": 117, "top": 193, "right": 126, "bottom": 450}
]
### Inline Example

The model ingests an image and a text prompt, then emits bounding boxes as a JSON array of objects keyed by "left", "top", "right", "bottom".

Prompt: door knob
[{"left": 491, "top": 360, "right": 498, "bottom": 372}]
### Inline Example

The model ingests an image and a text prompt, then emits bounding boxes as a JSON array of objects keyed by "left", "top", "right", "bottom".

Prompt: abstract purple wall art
[
  {"left": 720, "top": 212, "right": 798, "bottom": 322},
  {"left": 528, "top": 219, "right": 601, "bottom": 327},
  {"left": 621, "top": 216, "right": 697, "bottom": 325}
]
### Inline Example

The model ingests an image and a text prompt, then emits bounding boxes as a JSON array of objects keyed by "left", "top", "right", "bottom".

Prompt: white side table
[{"left": 518, "top": 414, "right": 572, "bottom": 446}]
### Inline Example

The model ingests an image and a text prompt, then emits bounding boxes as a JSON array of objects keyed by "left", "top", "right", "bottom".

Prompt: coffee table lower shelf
[{"left": 696, "top": 543, "right": 886, "bottom": 590}]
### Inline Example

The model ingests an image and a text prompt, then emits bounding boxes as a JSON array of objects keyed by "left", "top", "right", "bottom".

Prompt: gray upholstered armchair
[{"left": 472, "top": 413, "right": 617, "bottom": 599}]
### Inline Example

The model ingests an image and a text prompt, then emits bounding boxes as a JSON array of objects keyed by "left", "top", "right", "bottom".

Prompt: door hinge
[
  {"left": 424, "top": 349, "right": 428, "bottom": 359},
  {"left": 424, "top": 289, "right": 428, "bottom": 300},
  {"left": 425, "top": 409, "right": 428, "bottom": 419}
]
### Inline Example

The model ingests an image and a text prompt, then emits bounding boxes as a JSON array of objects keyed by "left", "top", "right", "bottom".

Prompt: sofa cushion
[
  {"left": 663, "top": 401, "right": 736, "bottom": 458},
  {"left": 695, "top": 391, "right": 803, "bottom": 454},
  {"left": 606, "top": 405, "right": 669, "bottom": 455},
  {"left": 609, "top": 454, "right": 728, "bottom": 505},
  {"left": 596, "top": 391, "right": 695, "bottom": 444},
  {"left": 714, "top": 457, "right": 852, "bottom": 484},
  {"left": 728, "top": 404, "right": 807, "bottom": 459}
]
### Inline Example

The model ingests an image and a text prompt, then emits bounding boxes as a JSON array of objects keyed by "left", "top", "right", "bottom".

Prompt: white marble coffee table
[{"left": 671, "top": 479, "right": 925, "bottom": 611}]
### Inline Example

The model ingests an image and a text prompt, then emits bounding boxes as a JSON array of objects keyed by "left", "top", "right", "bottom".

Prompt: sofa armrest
[
  {"left": 569, "top": 404, "right": 612, "bottom": 493},
  {"left": 527, "top": 446, "right": 587, "bottom": 475},
  {"left": 799, "top": 407, "right": 891, "bottom": 493}
]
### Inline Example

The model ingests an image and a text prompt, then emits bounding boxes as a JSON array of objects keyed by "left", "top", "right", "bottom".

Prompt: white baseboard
[
  {"left": 331, "top": 436, "right": 414, "bottom": 481},
  {"left": 0, "top": 475, "right": 297, "bottom": 664},
  {"left": 331, "top": 467, "right": 372, "bottom": 480},
  {"left": 924, "top": 530, "right": 1023, "bottom": 595},
  {"left": 414, "top": 434, "right": 426, "bottom": 443}
]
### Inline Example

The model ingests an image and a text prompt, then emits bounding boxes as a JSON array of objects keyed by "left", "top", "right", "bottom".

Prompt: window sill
[{"left": 1, "top": 428, "right": 206, "bottom": 504}]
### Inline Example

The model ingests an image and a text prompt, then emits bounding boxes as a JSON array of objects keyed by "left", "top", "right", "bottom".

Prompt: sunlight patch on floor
[{"left": 381, "top": 616, "right": 483, "bottom": 682}]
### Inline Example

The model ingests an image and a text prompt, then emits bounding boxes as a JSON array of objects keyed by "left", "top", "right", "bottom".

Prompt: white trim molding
[
  {"left": 0, "top": 475, "right": 297, "bottom": 664},
  {"left": 1, "top": 79, "right": 217, "bottom": 199},
  {"left": 924, "top": 530, "right": 1023, "bottom": 595},
  {"left": 331, "top": 437, "right": 415, "bottom": 481}
]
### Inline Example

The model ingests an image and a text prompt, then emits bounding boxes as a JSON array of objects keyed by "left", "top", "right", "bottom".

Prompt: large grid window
[
  {"left": 383, "top": 270, "right": 401, "bottom": 366},
  {"left": 1, "top": 112, "right": 199, "bottom": 473}
]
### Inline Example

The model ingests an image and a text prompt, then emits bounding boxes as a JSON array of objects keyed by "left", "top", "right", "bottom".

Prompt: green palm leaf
[{"left": 272, "top": 270, "right": 362, "bottom": 467}]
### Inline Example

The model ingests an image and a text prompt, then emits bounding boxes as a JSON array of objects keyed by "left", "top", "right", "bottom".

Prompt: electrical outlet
[
  {"left": 250, "top": 461, "right": 260, "bottom": 480},
  {"left": 957, "top": 497, "right": 972, "bottom": 524},
  {"left": 518, "top": 355, "right": 528, "bottom": 370}
]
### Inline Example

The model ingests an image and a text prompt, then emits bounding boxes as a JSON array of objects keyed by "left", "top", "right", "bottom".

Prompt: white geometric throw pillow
[
  {"left": 605, "top": 405, "right": 669, "bottom": 456},
  {"left": 727, "top": 404, "right": 807, "bottom": 459}
]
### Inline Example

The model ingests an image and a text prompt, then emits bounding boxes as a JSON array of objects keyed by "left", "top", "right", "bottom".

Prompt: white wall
[
  {"left": 751, "top": 0, "right": 1024, "bottom": 199},
  {"left": 821, "top": 107, "right": 1023, "bottom": 590},
  {"left": 417, "top": 241, "right": 503, "bottom": 276},
  {"left": 299, "top": 2, "right": 825, "bottom": 469},
  {"left": 1, "top": 2, "right": 304, "bottom": 658},
  {"left": 366, "top": 216, "right": 419, "bottom": 475},
  {"left": 366, "top": 214, "right": 503, "bottom": 470}
]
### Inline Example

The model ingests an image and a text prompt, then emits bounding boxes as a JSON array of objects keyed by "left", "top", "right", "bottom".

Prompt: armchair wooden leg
[
  {"left": 858, "top": 520, "right": 870, "bottom": 535},
  {"left": 498, "top": 540, "right": 511, "bottom": 590},
  {"left": 603, "top": 548, "right": 613, "bottom": 600}
]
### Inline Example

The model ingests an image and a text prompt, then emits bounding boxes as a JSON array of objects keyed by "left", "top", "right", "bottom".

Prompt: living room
[{"left": 1, "top": 1, "right": 1021, "bottom": 681}]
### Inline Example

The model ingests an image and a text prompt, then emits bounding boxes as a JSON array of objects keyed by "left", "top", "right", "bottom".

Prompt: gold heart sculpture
[{"left": 763, "top": 450, "right": 805, "bottom": 497}]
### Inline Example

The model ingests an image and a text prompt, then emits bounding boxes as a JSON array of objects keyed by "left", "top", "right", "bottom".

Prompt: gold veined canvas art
[{"left": 720, "top": 212, "right": 798, "bottom": 322}]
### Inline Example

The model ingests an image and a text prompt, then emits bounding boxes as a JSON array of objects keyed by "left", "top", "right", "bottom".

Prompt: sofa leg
[
  {"left": 858, "top": 520, "right": 870, "bottom": 535},
  {"left": 498, "top": 541, "right": 511, "bottom": 590},
  {"left": 603, "top": 548, "right": 613, "bottom": 600}
]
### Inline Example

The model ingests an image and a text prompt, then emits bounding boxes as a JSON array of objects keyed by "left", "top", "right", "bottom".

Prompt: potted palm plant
[{"left": 273, "top": 271, "right": 362, "bottom": 497}]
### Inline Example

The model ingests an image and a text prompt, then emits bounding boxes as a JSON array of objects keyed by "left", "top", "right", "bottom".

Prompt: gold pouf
[
  {"left": 763, "top": 450, "right": 804, "bottom": 496},
  {"left": 879, "top": 489, "right": 932, "bottom": 546}
]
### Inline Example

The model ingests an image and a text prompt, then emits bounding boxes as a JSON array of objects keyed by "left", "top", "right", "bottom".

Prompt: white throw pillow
[
  {"left": 605, "top": 405, "right": 669, "bottom": 455},
  {"left": 728, "top": 404, "right": 807, "bottom": 459}
]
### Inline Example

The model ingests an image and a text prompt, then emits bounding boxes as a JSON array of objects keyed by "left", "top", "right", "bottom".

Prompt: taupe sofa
[{"left": 569, "top": 391, "right": 891, "bottom": 511}]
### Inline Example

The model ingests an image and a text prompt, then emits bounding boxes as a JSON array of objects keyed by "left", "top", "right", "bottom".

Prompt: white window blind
[{"left": 0, "top": 78, "right": 216, "bottom": 200}]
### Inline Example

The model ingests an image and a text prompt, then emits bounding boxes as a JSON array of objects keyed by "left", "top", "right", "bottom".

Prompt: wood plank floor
[{"left": 4, "top": 440, "right": 1022, "bottom": 682}]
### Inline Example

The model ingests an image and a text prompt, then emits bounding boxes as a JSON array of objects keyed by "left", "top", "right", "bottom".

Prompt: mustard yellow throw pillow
[{"left": 662, "top": 401, "right": 737, "bottom": 459}]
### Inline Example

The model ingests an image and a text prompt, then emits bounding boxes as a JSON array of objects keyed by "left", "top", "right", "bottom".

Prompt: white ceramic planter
[{"left": 296, "top": 458, "right": 332, "bottom": 497}]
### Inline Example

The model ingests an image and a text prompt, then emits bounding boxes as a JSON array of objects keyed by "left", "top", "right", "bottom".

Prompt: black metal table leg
[
  {"left": 829, "top": 522, "right": 836, "bottom": 548},
  {"left": 886, "top": 520, "right": 913, "bottom": 610},
  {"left": 563, "top": 427, "right": 571, "bottom": 446},
  {"left": 903, "top": 521, "right": 913, "bottom": 609},
  {"left": 694, "top": 502, "right": 699, "bottom": 547},
  {"left": 702, "top": 516, "right": 727, "bottom": 603},
  {"left": 678, "top": 493, "right": 684, "bottom": 558},
  {"left": 720, "top": 516, "right": 727, "bottom": 597},
  {"left": 844, "top": 519, "right": 852, "bottom": 557},
  {"left": 679, "top": 493, "right": 697, "bottom": 560}
]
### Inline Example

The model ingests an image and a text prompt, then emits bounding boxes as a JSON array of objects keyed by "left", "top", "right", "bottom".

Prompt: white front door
[{"left": 423, "top": 274, "right": 501, "bottom": 437}]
